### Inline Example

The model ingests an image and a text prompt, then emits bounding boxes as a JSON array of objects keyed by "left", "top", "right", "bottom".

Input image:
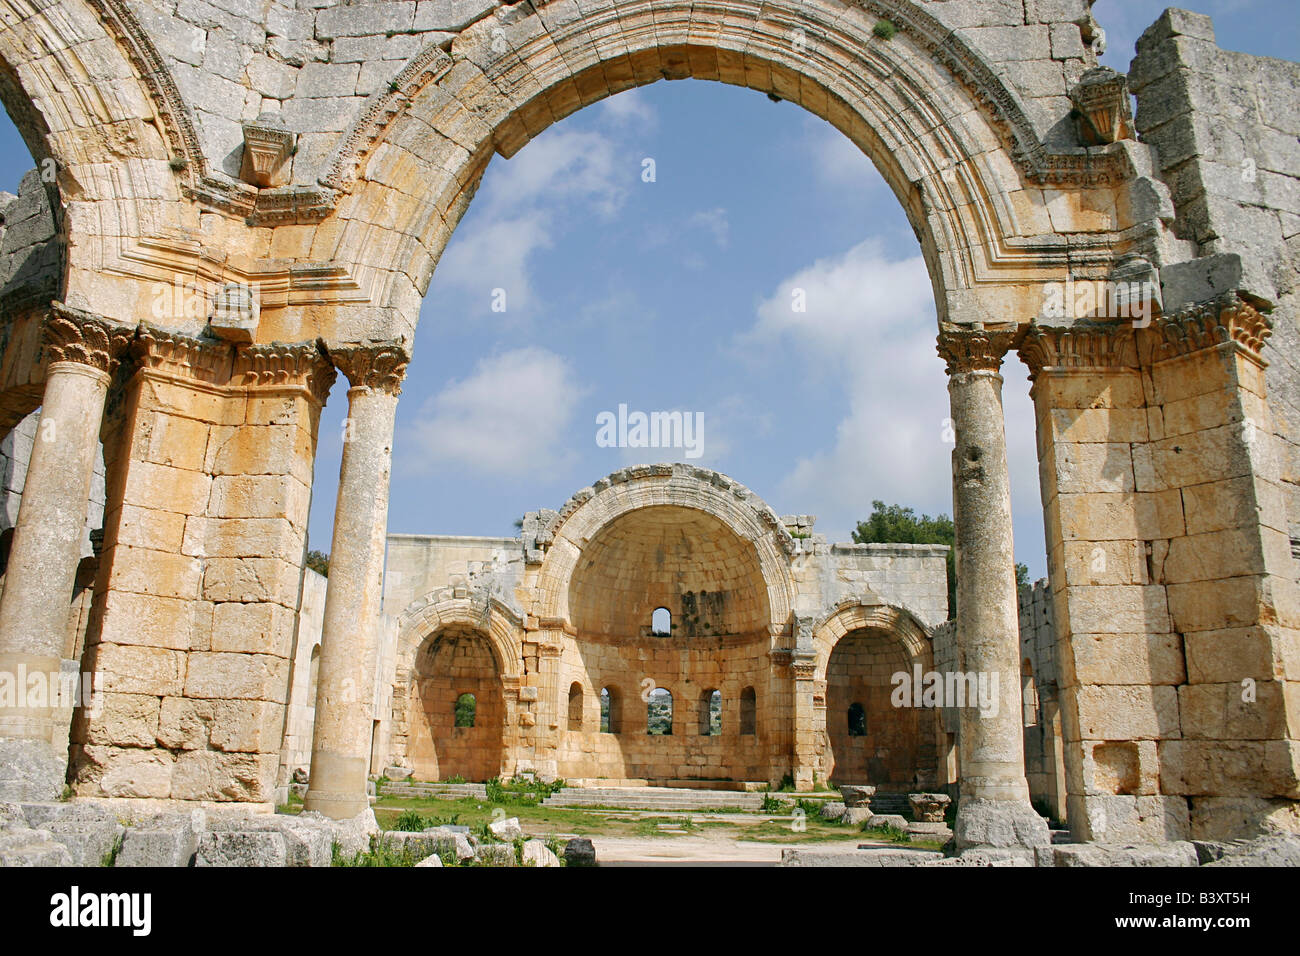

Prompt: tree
[
  {"left": 853, "top": 501, "right": 956, "bottom": 619},
  {"left": 851, "top": 502, "right": 1035, "bottom": 621},
  {"left": 304, "top": 549, "right": 329, "bottom": 577}
]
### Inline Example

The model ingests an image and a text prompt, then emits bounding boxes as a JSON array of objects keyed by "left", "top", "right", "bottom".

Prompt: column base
[
  {"left": 302, "top": 788, "right": 371, "bottom": 821},
  {"left": 954, "top": 796, "right": 1050, "bottom": 850},
  {"left": 0, "top": 737, "right": 67, "bottom": 802}
]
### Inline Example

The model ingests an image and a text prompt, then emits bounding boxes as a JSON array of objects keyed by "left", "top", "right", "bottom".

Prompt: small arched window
[
  {"left": 740, "top": 686, "right": 757, "bottom": 736},
  {"left": 647, "top": 687, "right": 673, "bottom": 735},
  {"left": 454, "top": 692, "right": 477, "bottom": 728},
  {"left": 651, "top": 607, "right": 671, "bottom": 636},
  {"left": 847, "top": 702, "right": 866, "bottom": 737},
  {"left": 699, "top": 689, "right": 721, "bottom": 735},
  {"left": 568, "top": 682, "right": 583, "bottom": 731},
  {"left": 600, "top": 686, "right": 621, "bottom": 734}
]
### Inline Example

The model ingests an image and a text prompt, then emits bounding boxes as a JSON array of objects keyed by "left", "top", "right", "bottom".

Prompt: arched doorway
[
  {"left": 825, "top": 627, "right": 935, "bottom": 790},
  {"left": 407, "top": 624, "right": 504, "bottom": 782}
]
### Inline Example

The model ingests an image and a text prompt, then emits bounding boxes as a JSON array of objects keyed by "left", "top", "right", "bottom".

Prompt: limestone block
[
  {"left": 1074, "top": 684, "right": 1180, "bottom": 739},
  {"left": 184, "top": 652, "right": 290, "bottom": 701},
  {"left": 563, "top": 836, "right": 596, "bottom": 866},
  {"left": 81, "top": 692, "right": 160, "bottom": 748},
  {"left": 92, "top": 643, "right": 187, "bottom": 698},
  {"left": 45, "top": 817, "right": 126, "bottom": 866},
  {"left": 157, "top": 698, "right": 285, "bottom": 753},
  {"left": 819, "top": 801, "right": 846, "bottom": 821},
  {"left": 1051, "top": 842, "right": 1197, "bottom": 866},
  {"left": 116, "top": 818, "right": 199, "bottom": 867},
  {"left": 170, "top": 750, "right": 278, "bottom": 802},
  {"left": 1188, "top": 797, "right": 1300, "bottom": 841},
  {"left": 1063, "top": 632, "right": 1185, "bottom": 686},
  {"left": 842, "top": 807, "right": 873, "bottom": 826},
  {"left": 1159, "top": 740, "right": 1300, "bottom": 797},
  {"left": 211, "top": 601, "right": 297, "bottom": 657},
  {"left": 197, "top": 830, "right": 288, "bottom": 867},
  {"left": 1179, "top": 681, "right": 1288, "bottom": 739},
  {"left": 0, "top": 827, "right": 73, "bottom": 866},
  {"left": 1205, "top": 832, "right": 1300, "bottom": 866},
  {"left": 473, "top": 843, "right": 515, "bottom": 865},
  {"left": 521, "top": 838, "right": 561, "bottom": 867},
  {"left": 865, "top": 813, "right": 908, "bottom": 831},
  {"left": 203, "top": 557, "right": 301, "bottom": 603}
]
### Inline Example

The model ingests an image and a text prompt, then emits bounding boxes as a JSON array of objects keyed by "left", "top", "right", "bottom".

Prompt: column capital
[
  {"left": 233, "top": 341, "right": 337, "bottom": 406},
  {"left": 936, "top": 324, "right": 1018, "bottom": 376},
  {"left": 45, "top": 304, "right": 134, "bottom": 376},
  {"left": 1018, "top": 321, "right": 1138, "bottom": 381},
  {"left": 132, "top": 324, "right": 234, "bottom": 384},
  {"left": 1151, "top": 293, "right": 1271, "bottom": 366},
  {"left": 328, "top": 342, "right": 409, "bottom": 394}
]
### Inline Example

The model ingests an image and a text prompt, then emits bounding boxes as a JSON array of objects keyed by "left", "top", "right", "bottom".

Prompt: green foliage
[
  {"left": 853, "top": 500, "right": 955, "bottom": 618},
  {"left": 484, "top": 774, "right": 565, "bottom": 806},
  {"left": 100, "top": 833, "right": 124, "bottom": 867},
  {"left": 777, "top": 772, "right": 796, "bottom": 792},
  {"left": 453, "top": 693, "right": 476, "bottom": 728},
  {"left": 304, "top": 549, "right": 330, "bottom": 577},
  {"left": 332, "top": 835, "right": 424, "bottom": 867},
  {"left": 760, "top": 793, "right": 785, "bottom": 813},
  {"left": 1016, "top": 562, "right": 1031, "bottom": 591},
  {"left": 443, "top": 774, "right": 467, "bottom": 784},
  {"left": 873, "top": 19, "right": 897, "bottom": 40},
  {"left": 861, "top": 821, "right": 911, "bottom": 844},
  {"left": 393, "top": 809, "right": 428, "bottom": 832}
]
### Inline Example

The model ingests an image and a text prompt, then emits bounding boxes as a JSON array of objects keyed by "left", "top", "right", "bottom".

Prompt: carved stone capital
[
  {"left": 44, "top": 305, "right": 134, "bottom": 375},
  {"left": 936, "top": 325, "right": 1018, "bottom": 376},
  {"left": 328, "top": 343, "right": 409, "bottom": 394},
  {"left": 234, "top": 341, "right": 336, "bottom": 405},
  {"left": 1018, "top": 322, "right": 1138, "bottom": 381},
  {"left": 132, "top": 324, "right": 234, "bottom": 385},
  {"left": 1150, "top": 294, "right": 1272, "bottom": 365}
]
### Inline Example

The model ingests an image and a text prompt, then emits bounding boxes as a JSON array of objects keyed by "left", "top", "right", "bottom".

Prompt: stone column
[
  {"left": 790, "top": 651, "right": 818, "bottom": 791},
  {"left": 304, "top": 344, "right": 407, "bottom": 820},
  {"left": 937, "top": 325, "right": 1049, "bottom": 851},
  {"left": 0, "top": 307, "right": 130, "bottom": 800}
]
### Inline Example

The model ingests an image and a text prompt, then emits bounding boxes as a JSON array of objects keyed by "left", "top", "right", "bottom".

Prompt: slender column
[
  {"left": 937, "top": 325, "right": 1049, "bottom": 850},
  {"left": 0, "top": 307, "right": 130, "bottom": 800},
  {"left": 304, "top": 344, "right": 407, "bottom": 820},
  {"left": 790, "top": 652, "right": 818, "bottom": 791}
]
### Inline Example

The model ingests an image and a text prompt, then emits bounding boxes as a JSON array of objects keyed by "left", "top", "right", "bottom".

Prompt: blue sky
[{"left": 0, "top": 1, "right": 1294, "bottom": 581}]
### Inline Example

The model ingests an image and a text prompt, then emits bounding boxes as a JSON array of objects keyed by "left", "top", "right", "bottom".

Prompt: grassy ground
[{"left": 365, "top": 792, "right": 942, "bottom": 848}]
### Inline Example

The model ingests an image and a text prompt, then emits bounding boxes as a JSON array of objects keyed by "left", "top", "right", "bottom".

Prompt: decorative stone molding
[
  {"left": 328, "top": 343, "right": 410, "bottom": 394},
  {"left": 240, "top": 113, "right": 295, "bottom": 189},
  {"left": 233, "top": 342, "right": 337, "bottom": 405},
  {"left": 44, "top": 305, "right": 134, "bottom": 375},
  {"left": 132, "top": 325, "right": 233, "bottom": 385},
  {"left": 208, "top": 282, "right": 260, "bottom": 343},
  {"left": 791, "top": 657, "right": 817, "bottom": 680},
  {"left": 1070, "top": 67, "right": 1135, "bottom": 146},
  {"left": 1018, "top": 322, "right": 1138, "bottom": 381},
  {"left": 1150, "top": 294, "right": 1272, "bottom": 365},
  {"left": 936, "top": 325, "right": 1018, "bottom": 376}
]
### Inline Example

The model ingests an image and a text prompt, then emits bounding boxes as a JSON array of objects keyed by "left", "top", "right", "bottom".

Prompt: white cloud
[
  {"left": 597, "top": 87, "right": 658, "bottom": 129},
  {"left": 480, "top": 127, "right": 625, "bottom": 219},
  {"left": 403, "top": 348, "right": 587, "bottom": 476},
  {"left": 432, "top": 212, "right": 551, "bottom": 312},
  {"left": 801, "top": 117, "right": 886, "bottom": 193},
  {"left": 744, "top": 240, "right": 1044, "bottom": 572}
]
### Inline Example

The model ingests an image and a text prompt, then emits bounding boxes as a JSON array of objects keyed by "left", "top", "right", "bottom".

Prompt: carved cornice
[
  {"left": 1150, "top": 294, "right": 1272, "bottom": 365},
  {"left": 44, "top": 305, "right": 134, "bottom": 375},
  {"left": 234, "top": 342, "right": 337, "bottom": 405},
  {"left": 132, "top": 325, "right": 233, "bottom": 385},
  {"left": 1018, "top": 322, "right": 1138, "bottom": 381},
  {"left": 328, "top": 343, "right": 410, "bottom": 394},
  {"left": 936, "top": 326, "right": 1018, "bottom": 376}
]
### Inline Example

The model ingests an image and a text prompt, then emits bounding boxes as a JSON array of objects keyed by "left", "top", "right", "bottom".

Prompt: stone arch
[
  {"left": 320, "top": 0, "right": 1121, "bottom": 339},
  {"left": 813, "top": 600, "right": 939, "bottom": 789},
  {"left": 393, "top": 589, "right": 524, "bottom": 685},
  {"left": 533, "top": 464, "right": 795, "bottom": 633}
]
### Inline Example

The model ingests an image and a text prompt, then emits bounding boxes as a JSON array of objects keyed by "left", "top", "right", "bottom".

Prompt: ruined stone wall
[
  {"left": 1129, "top": 8, "right": 1300, "bottom": 555},
  {"left": 278, "top": 567, "right": 327, "bottom": 790},
  {"left": 823, "top": 543, "right": 950, "bottom": 627},
  {"left": 1019, "top": 579, "right": 1066, "bottom": 820},
  {"left": 382, "top": 533, "right": 524, "bottom": 618}
]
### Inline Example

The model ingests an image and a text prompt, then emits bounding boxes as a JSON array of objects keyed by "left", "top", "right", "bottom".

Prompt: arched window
[
  {"left": 740, "top": 686, "right": 757, "bottom": 736},
  {"left": 307, "top": 644, "right": 321, "bottom": 702},
  {"left": 847, "top": 702, "right": 866, "bottom": 737},
  {"left": 651, "top": 606, "right": 671, "bottom": 636},
  {"left": 600, "top": 686, "right": 621, "bottom": 734},
  {"left": 454, "top": 692, "right": 477, "bottom": 728},
  {"left": 568, "top": 682, "right": 583, "bottom": 731},
  {"left": 647, "top": 687, "right": 673, "bottom": 735},
  {"left": 699, "top": 689, "right": 721, "bottom": 735}
]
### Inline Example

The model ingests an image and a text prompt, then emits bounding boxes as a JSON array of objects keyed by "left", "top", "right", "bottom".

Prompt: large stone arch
[
  {"left": 532, "top": 464, "right": 795, "bottom": 635},
  {"left": 811, "top": 600, "right": 933, "bottom": 678},
  {"left": 318, "top": 0, "right": 1133, "bottom": 342}
]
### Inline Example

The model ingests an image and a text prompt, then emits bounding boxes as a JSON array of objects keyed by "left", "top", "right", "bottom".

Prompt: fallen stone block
[
  {"left": 522, "top": 839, "right": 561, "bottom": 867},
  {"left": 415, "top": 853, "right": 443, "bottom": 867},
  {"left": 819, "top": 801, "right": 846, "bottom": 822},
  {"left": 116, "top": 816, "right": 200, "bottom": 867},
  {"left": 1205, "top": 833, "right": 1300, "bottom": 867},
  {"left": 473, "top": 843, "right": 516, "bottom": 866},
  {"left": 46, "top": 819, "right": 126, "bottom": 866},
  {"left": 780, "top": 845, "right": 941, "bottom": 867},
  {"left": 564, "top": 837, "right": 596, "bottom": 867},
  {"left": 489, "top": 816, "right": 523, "bottom": 841},
  {"left": 1051, "top": 842, "right": 1198, "bottom": 867},
  {"left": 865, "top": 813, "right": 908, "bottom": 831},
  {"left": 0, "top": 827, "right": 73, "bottom": 866},
  {"left": 839, "top": 785, "right": 875, "bottom": 808},
  {"left": 842, "top": 807, "right": 873, "bottom": 826},
  {"left": 197, "top": 830, "right": 289, "bottom": 867}
]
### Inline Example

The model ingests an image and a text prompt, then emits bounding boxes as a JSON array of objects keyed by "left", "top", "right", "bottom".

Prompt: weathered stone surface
[
  {"left": 521, "top": 839, "right": 561, "bottom": 867},
  {"left": 488, "top": 816, "right": 523, "bottom": 841},
  {"left": 954, "top": 799, "right": 1051, "bottom": 850},
  {"left": 564, "top": 837, "right": 596, "bottom": 867},
  {"left": 415, "top": 853, "right": 443, "bottom": 867},
  {"left": 0, "top": 827, "right": 73, "bottom": 866},
  {"left": 0, "top": 739, "right": 67, "bottom": 803},
  {"left": 1050, "top": 842, "right": 1199, "bottom": 867},
  {"left": 473, "top": 843, "right": 515, "bottom": 866},
  {"left": 839, "top": 785, "right": 876, "bottom": 808},
  {"left": 116, "top": 818, "right": 200, "bottom": 868},
  {"left": 819, "top": 801, "right": 846, "bottom": 821},
  {"left": 1204, "top": 832, "right": 1300, "bottom": 867},
  {"left": 197, "top": 830, "right": 289, "bottom": 867}
]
